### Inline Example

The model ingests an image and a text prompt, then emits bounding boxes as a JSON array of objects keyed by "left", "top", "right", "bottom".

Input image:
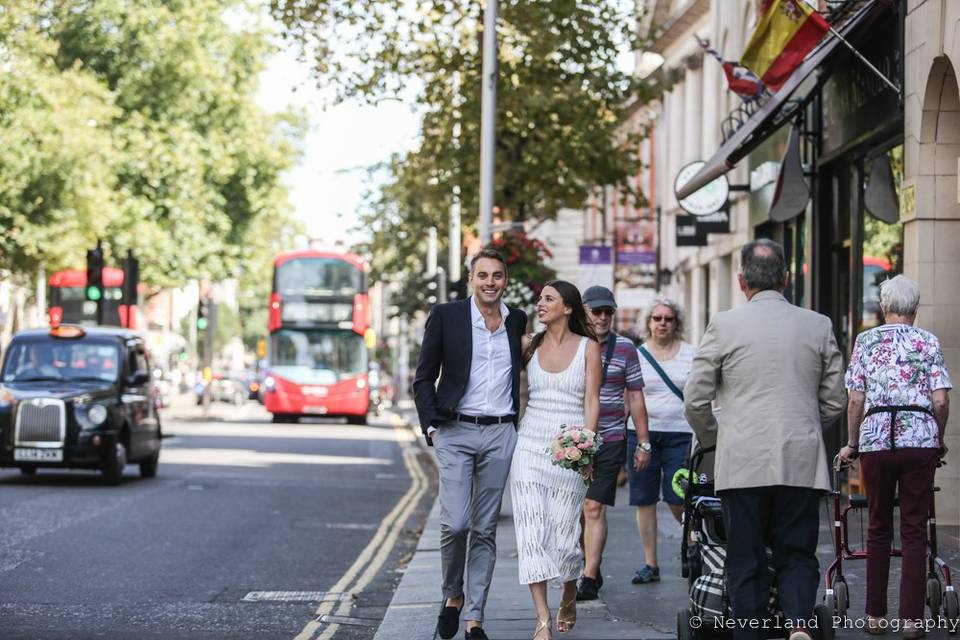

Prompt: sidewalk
[
  {"left": 375, "top": 481, "right": 679, "bottom": 639},
  {"left": 377, "top": 403, "right": 960, "bottom": 639},
  {"left": 376, "top": 403, "right": 682, "bottom": 639}
]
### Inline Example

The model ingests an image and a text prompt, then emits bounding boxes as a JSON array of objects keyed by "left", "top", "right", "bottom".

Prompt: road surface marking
[
  {"left": 160, "top": 448, "right": 391, "bottom": 467},
  {"left": 295, "top": 412, "right": 428, "bottom": 640}
]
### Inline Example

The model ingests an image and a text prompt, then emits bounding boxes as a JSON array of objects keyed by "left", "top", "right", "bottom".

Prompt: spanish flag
[{"left": 741, "top": 0, "right": 830, "bottom": 92}]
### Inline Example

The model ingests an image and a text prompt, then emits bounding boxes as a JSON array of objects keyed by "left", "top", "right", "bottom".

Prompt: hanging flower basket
[{"left": 490, "top": 231, "right": 557, "bottom": 309}]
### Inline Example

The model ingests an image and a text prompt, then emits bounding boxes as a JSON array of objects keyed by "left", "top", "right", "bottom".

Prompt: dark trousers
[
  {"left": 859, "top": 448, "right": 939, "bottom": 620},
  {"left": 719, "top": 486, "right": 821, "bottom": 640}
]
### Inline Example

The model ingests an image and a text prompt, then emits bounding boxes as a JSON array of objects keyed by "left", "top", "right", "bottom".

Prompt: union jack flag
[{"left": 694, "top": 35, "right": 765, "bottom": 101}]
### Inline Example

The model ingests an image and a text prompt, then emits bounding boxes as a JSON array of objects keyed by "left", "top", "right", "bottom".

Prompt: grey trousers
[{"left": 433, "top": 419, "right": 517, "bottom": 623}]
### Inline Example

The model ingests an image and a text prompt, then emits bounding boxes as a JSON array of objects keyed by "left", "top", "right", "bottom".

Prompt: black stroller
[{"left": 676, "top": 446, "right": 818, "bottom": 639}]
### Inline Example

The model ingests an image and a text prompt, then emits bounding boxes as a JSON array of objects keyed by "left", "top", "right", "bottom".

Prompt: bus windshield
[
  {"left": 269, "top": 329, "right": 367, "bottom": 384},
  {"left": 275, "top": 257, "right": 363, "bottom": 298}
]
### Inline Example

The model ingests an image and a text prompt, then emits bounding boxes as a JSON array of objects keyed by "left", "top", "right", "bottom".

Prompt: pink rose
[
  {"left": 577, "top": 442, "right": 590, "bottom": 449},
  {"left": 554, "top": 451, "right": 565, "bottom": 461},
  {"left": 565, "top": 448, "right": 582, "bottom": 461}
]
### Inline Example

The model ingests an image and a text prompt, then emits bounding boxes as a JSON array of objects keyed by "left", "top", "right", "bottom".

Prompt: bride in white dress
[{"left": 510, "top": 280, "right": 601, "bottom": 640}]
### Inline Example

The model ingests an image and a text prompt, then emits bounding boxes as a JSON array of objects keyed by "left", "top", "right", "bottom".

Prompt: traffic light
[
  {"left": 423, "top": 268, "right": 448, "bottom": 308},
  {"left": 85, "top": 242, "right": 104, "bottom": 303},
  {"left": 86, "top": 241, "right": 104, "bottom": 325},
  {"left": 122, "top": 250, "right": 139, "bottom": 329},
  {"left": 197, "top": 296, "right": 210, "bottom": 331}
]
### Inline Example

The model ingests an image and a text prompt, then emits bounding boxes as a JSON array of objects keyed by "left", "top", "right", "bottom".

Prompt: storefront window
[{"left": 860, "top": 145, "right": 904, "bottom": 331}]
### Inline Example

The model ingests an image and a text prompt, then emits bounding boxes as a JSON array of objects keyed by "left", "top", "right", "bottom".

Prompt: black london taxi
[{"left": 0, "top": 325, "right": 162, "bottom": 484}]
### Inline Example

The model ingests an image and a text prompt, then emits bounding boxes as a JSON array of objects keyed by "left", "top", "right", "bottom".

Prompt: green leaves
[
  {"left": 272, "top": 1, "right": 667, "bottom": 308},
  {"left": 0, "top": 0, "right": 301, "bottom": 302}
]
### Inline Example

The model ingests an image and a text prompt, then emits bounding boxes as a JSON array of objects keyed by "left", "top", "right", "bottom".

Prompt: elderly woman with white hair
[{"left": 839, "top": 275, "right": 952, "bottom": 638}]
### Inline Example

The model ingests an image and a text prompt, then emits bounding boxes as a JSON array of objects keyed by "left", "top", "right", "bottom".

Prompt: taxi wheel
[
  {"left": 19, "top": 466, "right": 36, "bottom": 476},
  {"left": 139, "top": 451, "right": 159, "bottom": 479},
  {"left": 102, "top": 442, "right": 126, "bottom": 486},
  {"left": 347, "top": 414, "right": 367, "bottom": 425}
]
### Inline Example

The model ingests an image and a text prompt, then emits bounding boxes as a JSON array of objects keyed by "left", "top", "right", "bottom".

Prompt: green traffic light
[
  {"left": 197, "top": 318, "right": 208, "bottom": 331},
  {"left": 86, "top": 286, "right": 102, "bottom": 301}
]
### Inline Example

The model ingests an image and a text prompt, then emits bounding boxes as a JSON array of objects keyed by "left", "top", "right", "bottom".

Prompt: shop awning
[{"left": 675, "top": 0, "right": 891, "bottom": 201}]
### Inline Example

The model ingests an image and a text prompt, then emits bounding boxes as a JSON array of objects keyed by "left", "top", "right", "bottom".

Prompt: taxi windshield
[{"left": 2, "top": 338, "right": 122, "bottom": 384}]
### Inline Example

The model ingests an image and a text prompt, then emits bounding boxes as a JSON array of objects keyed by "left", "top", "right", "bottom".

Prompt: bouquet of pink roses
[{"left": 549, "top": 425, "right": 603, "bottom": 485}]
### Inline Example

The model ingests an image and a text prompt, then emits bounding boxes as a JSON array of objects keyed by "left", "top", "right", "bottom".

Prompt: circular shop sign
[{"left": 674, "top": 160, "right": 729, "bottom": 216}]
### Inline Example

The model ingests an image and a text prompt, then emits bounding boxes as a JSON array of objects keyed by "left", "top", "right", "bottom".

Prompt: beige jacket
[{"left": 683, "top": 290, "right": 845, "bottom": 491}]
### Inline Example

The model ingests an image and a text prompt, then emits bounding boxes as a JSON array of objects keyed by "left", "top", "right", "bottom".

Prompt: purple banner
[{"left": 579, "top": 245, "right": 612, "bottom": 265}]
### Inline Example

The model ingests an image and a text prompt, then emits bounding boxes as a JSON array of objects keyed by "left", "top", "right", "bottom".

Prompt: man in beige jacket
[{"left": 684, "top": 239, "right": 845, "bottom": 640}]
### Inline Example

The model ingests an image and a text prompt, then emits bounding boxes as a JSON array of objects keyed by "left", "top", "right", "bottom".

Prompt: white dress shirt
[{"left": 457, "top": 297, "right": 514, "bottom": 417}]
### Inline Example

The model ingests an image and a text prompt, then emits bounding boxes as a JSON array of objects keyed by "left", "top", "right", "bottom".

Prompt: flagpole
[{"left": 826, "top": 24, "right": 900, "bottom": 94}]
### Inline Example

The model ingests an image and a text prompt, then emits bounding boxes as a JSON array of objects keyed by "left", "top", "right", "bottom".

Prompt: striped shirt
[{"left": 597, "top": 332, "right": 645, "bottom": 442}]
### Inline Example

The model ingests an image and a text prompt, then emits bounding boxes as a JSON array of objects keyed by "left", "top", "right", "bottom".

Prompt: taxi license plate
[
  {"left": 14, "top": 448, "right": 63, "bottom": 462},
  {"left": 303, "top": 406, "right": 327, "bottom": 414}
]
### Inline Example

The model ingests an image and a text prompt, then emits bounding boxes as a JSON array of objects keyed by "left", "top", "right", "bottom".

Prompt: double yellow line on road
[{"left": 295, "top": 413, "right": 430, "bottom": 640}]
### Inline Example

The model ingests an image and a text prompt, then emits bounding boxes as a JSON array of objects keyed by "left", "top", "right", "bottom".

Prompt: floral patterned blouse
[{"left": 844, "top": 324, "right": 952, "bottom": 452}]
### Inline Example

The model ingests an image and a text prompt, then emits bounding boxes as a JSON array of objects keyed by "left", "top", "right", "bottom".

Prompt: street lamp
[{"left": 479, "top": 0, "right": 497, "bottom": 245}]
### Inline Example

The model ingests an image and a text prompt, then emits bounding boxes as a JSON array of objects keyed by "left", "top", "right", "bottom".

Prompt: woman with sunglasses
[{"left": 626, "top": 298, "right": 695, "bottom": 585}]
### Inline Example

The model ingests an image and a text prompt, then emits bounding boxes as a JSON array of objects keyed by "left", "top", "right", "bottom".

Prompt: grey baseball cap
[{"left": 582, "top": 285, "right": 617, "bottom": 309}]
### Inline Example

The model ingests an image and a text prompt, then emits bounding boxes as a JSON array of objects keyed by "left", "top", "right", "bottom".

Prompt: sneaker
[
  {"left": 576, "top": 576, "right": 600, "bottom": 601},
  {"left": 631, "top": 565, "right": 660, "bottom": 584}
]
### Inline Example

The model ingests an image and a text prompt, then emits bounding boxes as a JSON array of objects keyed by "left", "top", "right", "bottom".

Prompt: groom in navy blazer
[{"left": 414, "top": 248, "right": 527, "bottom": 640}]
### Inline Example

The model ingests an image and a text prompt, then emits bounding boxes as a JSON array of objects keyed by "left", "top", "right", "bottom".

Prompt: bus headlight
[
  {"left": 264, "top": 376, "right": 276, "bottom": 390},
  {"left": 356, "top": 378, "right": 367, "bottom": 390},
  {"left": 87, "top": 404, "right": 108, "bottom": 426}
]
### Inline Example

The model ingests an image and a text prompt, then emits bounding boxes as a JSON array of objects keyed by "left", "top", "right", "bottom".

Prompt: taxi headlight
[{"left": 87, "top": 404, "right": 108, "bottom": 425}]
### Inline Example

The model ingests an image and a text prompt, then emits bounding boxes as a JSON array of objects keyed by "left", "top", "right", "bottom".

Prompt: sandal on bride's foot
[
  {"left": 533, "top": 617, "right": 552, "bottom": 640},
  {"left": 557, "top": 594, "right": 577, "bottom": 633}
]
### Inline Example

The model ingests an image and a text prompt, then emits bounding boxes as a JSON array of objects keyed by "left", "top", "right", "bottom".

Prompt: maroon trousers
[{"left": 859, "top": 448, "right": 939, "bottom": 619}]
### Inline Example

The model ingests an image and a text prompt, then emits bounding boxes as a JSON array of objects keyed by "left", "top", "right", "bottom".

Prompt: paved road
[{"left": 0, "top": 397, "right": 435, "bottom": 640}]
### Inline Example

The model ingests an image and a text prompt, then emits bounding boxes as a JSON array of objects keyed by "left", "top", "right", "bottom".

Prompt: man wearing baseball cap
[{"left": 577, "top": 285, "right": 652, "bottom": 601}]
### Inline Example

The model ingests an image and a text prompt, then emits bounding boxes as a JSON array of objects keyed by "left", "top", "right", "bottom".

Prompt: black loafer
[
  {"left": 465, "top": 628, "right": 489, "bottom": 640},
  {"left": 437, "top": 599, "right": 463, "bottom": 639},
  {"left": 576, "top": 576, "right": 600, "bottom": 601}
]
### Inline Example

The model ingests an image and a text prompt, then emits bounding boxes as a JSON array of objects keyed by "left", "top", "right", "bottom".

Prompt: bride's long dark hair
[{"left": 523, "top": 280, "right": 598, "bottom": 366}]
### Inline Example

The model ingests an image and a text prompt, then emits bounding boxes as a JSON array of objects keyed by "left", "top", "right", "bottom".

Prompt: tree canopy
[
  {"left": 270, "top": 0, "right": 668, "bottom": 314},
  {"left": 0, "top": 0, "right": 303, "bottom": 294}
]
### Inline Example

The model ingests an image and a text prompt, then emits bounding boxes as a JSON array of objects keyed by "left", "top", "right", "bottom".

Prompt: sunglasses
[
  {"left": 590, "top": 308, "right": 615, "bottom": 317},
  {"left": 651, "top": 315, "right": 676, "bottom": 323}
]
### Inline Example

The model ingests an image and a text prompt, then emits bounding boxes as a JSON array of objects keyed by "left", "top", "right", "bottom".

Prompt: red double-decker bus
[
  {"left": 262, "top": 250, "right": 372, "bottom": 424},
  {"left": 48, "top": 268, "right": 135, "bottom": 328}
]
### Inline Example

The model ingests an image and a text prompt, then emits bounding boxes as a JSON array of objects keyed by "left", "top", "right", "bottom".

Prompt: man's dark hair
[
  {"left": 740, "top": 238, "right": 787, "bottom": 292},
  {"left": 470, "top": 248, "right": 508, "bottom": 275}
]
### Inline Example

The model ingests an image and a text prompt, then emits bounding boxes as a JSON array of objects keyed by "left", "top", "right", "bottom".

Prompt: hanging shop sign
[
  {"left": 675, "top": 160, "right": 730, "bottom": 216},
  {"left": 769, "top": 125, "right": 810, "bottom": 223},
  {"left": 695, "top": 210, "right": 730, "bottom": 234},
  {"left": 676, "top": 215, "right": 708, "bottom": 247}
]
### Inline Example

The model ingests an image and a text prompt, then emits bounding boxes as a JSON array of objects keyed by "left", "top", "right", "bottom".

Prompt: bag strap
[
  {"left": 601, "top": 332, "right": 617, "bottom": 385},
  {"left": 638, "top": 345, "right": 684, "bottom": 401}
]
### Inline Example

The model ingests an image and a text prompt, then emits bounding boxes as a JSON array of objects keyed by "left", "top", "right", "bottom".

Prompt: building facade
[{"left": 604, "top": 0, "right": 960, "bottom": 525}]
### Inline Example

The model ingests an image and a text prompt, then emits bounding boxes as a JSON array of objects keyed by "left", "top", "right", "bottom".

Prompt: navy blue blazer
[{"left": 413, "top": 298, "right": 527, "bottom": 444}]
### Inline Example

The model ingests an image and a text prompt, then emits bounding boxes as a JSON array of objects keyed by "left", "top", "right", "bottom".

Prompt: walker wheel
[
  {"left": 944, "top": 590, "right": 959, "bottom": 633},
  {"left": 814, "top": 603, "right": 834, "bottom": 640},
  {"left": 677, "top": 607, "right": 697, "bottom": 640},
  {"left": 834, "top": 580, "right": 849, "bottom": 621},
  {"left": 928, "top": 577, "right": 943, "bottom": 618}
]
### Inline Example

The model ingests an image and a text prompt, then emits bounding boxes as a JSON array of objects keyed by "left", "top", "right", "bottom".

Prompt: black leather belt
[
  {"left": 864, "top": 404, "right": 934, "bottom": 450},
  {"left": 455, "top": 413, "right": 513, "bottom": 425}
]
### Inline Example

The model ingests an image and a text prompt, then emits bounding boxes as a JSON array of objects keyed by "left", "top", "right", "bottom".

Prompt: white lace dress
[{"left": 510, "top": 336, "right": 589, "bottom": 585}]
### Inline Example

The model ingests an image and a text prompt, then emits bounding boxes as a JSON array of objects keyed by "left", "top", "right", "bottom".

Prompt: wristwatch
[{"left": 637, "top": 441, "right": 652, "bottom": 454}]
